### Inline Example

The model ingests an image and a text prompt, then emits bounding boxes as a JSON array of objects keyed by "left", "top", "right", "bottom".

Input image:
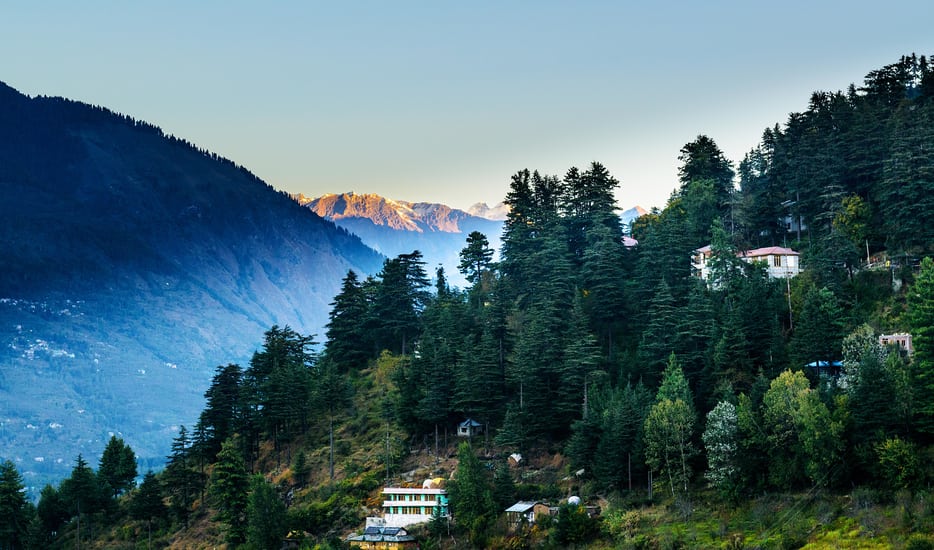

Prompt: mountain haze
[
  {"left": 297, "top": 192, "right": 505, "bottom": 286},
  {"left": 467, "top": 201, "right": 510, "bottom": 220},
  {"left": 0, "top": 82, "right": 383, "bottom": 491}
]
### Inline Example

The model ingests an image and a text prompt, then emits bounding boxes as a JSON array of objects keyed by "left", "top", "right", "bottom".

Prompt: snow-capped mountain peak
[{"left": 467, "top": 202, "right": 510, "bottom": 221}]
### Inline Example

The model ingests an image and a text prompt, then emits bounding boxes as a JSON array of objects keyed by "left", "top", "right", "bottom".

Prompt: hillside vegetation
[{"left": 3, "top": 54, "right": 934, "bottom": 549}]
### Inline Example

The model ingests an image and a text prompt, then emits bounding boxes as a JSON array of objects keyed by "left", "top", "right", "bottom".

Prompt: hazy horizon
[{"left": 3, "top": 2, "right": 933, "bottom": 211}]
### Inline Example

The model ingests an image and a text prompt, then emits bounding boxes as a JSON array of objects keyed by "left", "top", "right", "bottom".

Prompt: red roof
[{"left": 741, "top": 246, "right": 799, "bottom": 257}]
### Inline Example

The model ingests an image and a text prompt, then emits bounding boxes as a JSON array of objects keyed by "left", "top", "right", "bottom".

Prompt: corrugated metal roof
[{"left": 505, "top": 501, "right": 538, "bottom": 513}]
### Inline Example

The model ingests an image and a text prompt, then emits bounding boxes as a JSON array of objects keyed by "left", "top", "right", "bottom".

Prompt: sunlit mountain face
[{"left": 297, "top": 192, "right": 505, "bottom": 288}]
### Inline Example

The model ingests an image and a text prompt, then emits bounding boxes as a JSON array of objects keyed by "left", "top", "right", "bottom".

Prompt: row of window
[
  {"left": 386, "top": 506, "right": 444, "bottom": 516},
  {"left": 383, "top": 493, "right": 438, "bottom": 502}
]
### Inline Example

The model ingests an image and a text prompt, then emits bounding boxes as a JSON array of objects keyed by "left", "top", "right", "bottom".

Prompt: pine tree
[
  {"left": 211, "top": 438, "right": 249, "bottom": 545},
  {"left": 98, "top": 435, "right": 137, "bottom": 498},
  {"left": 245, "top": 475, "right": 287, "bottom": 550},
  {"left": 370, "top": 252, "right": 431, "bottom": 354},
  {"left": 880, "top": 93, "right": 934, "bottom": 252},
  {"left": 580, "top": 221, "right": 629, "bottom": 355},
  {"left": 592, "top": 382, "right": 652, "bottom": 492},
  {"left": 448, "top": 442, "right": 496, "bottom": 546},
  {"left": 458, "top": 231, "right": 495, "bottom": 287},
  {"left": 491, "top": 459, "right": 516, "bottom": 509},
  {"left": 506, "top": 303, "right": 559, "bottom": 438},
  {"left": 907, "top": 257, "right": 934, "bottom": 438},
  {"left": 556, "top": 297, "right": 603, "bottom": 425},
  {"left": 677, "top": 282, "right": 716, "bottom": 404},
  {"left": 291, "top": 451, "right": 310, "bottom": 490},
  {"left": 324, "top": 270, "right": 372, "bottom": 371},
  {"left": 736, "top": 132, "right": 785, "bottom": 246},
  {"left": 499, "top": 169, "right": 562, "bottom": 303},
  {"left": 636, "top": 281, "right": 680, "bottom": 388},
  {"left": 790, "top": 286, "right": 845, "bottom": 370},
  {"left": 163, "top": 426, "right": 196, "bottom": 526},
  {"left": 561, "top": 162, "right": 622, "bottom": 264},
  {"left": 453, "top": 326, "right": 503, "bottom": 432},
  {"left": 199, "top": 363, "right": 243, "bottom": 457},
  {"left": 242, "top": 326, "right": 316, "bottom": 452},
  {"left": 130, "top": 471, "right": 167, "bottom": 550},
  {"left": 711, "top": 306, "right": 753, "bottom": 393},
  {"left": 36, "top": 484, "right": 68, "bottom": 540},
  {"left": 677, "top": 135, "right": 736, "bottom": 226},
  {"left": 0, "top": 460, "right": 30, "bottom": 550},
  {"left": 59, "top": 454, "right": 104, "bottom": 544},
  {"left": 314, "top": 358, "right": 353, "bottom": 480},
  {"left": 656, "top": 353, "right": 694, "bottom": 407}
]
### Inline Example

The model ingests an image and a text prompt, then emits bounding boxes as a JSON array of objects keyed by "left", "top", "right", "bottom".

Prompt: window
[{"left": 773, "top": 256, "right": 781, "bottom": 267}]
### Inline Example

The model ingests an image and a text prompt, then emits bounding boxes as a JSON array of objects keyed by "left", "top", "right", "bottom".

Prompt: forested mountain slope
[{"left": 0, "top": 82, "right": 383, "bottom": 492}]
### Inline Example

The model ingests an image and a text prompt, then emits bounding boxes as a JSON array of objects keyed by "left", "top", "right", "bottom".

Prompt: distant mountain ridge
[
  {"left": 467, "top": 201, "right": 510, "bottom": 221},
  {"left": 296, "top": 193, "right": 505, "bottom": 285},
  {"left": 296, "top": 193, "right": 647, "bottom": 286},
  {"left": 0, "top": 82, "right": 383, "bottom": 491},
  {"left": 295, "top": 192, "right": 507, "bottom": 232}
]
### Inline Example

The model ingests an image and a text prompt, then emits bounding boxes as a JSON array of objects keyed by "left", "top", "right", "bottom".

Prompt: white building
[
  {"left": 739, "top": 246, "right": 801, "bottom": 279},
  {"left": 693, "top": 245, "right": 801, "bottom": 282},
  {"left": 366, "top": 486, "right": 450, "bottom": 528},
  {"left": 879, "top": 333, "right": 913, "bottom": 355}
]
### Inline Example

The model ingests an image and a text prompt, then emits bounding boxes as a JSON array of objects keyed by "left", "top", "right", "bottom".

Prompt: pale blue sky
[{"left": 3, "top": 2, "right": 933, "bottom": 211}]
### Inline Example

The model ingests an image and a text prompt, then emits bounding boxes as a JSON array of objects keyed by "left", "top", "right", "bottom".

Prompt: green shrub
[{"left": 907, "top": 533, "right": 934, "bottom": 550}]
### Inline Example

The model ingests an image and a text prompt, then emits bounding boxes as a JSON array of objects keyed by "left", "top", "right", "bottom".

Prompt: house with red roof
[{"left": 693, "top": 245, "right": 801, "bottom": 281}]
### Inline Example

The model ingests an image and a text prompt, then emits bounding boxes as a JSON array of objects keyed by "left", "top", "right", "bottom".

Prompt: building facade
[
  {"left": 366, "top": 487, "right": 449, "bottom": 529},
  {"left": 693, "top": 245, "right": 801, "bottom": 281}
]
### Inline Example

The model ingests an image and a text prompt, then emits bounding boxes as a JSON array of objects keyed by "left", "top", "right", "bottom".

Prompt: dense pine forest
[{"left": 3, "top": 54, "right": 934, "bottom": 549}]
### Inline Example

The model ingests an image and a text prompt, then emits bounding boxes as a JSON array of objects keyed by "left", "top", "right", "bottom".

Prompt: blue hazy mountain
[{"left": 0, "top": 81, "right": 383, "bottom": 492}]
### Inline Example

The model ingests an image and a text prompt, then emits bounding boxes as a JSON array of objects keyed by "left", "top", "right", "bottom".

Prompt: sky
[{"left": 3, "top": 2, "right": 933, "bottom": 212}]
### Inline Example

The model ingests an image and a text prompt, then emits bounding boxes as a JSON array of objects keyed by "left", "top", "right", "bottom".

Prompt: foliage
[
  {"left": 459, "top": 230, "right": 495, "bottom": 286},
  {"left": 644, "top": 356, "right": 696, "bottom": 498},
  {"left": 875, "top": 437, "right": 923, "bottom": 490},
  {"left": 246, "top": 474, "right": 288, "bottom": 550},
  {"left": 790, "top": 285, "right": 846, "bottom": 369},
  {"left": 0, "top": 460, "right": 30, "bottom": 549},
  {"left": 703, "top": 401, "right": 740, "bottom": 494},
  {"left": 907, "top": 257, "right": 934, "bottom": 438},
  {"left": 550, "top": 503, "right": 600, "bottom": 547},
  {"left": 129, "top": 470, "right": 167, "bottom": 525},
  {"left": 210, "top": 438, "right": 249, "bottom": 544},
  {"left": 447, "top": 442, "right": 496, "bottom": 546},
  {"left": 98, "top": 435, "right": 137, "bottom": 498}
]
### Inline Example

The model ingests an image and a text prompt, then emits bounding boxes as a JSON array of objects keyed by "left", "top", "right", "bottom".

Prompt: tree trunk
[
  {"left": 647, "top": 470, "right": 653, "bottom": 500},
  {"left": 329, "top": 416, "right": 335, "bottom": 481},
  {"left": 628, "top": 452, "right": 632, "bottom": 492}
]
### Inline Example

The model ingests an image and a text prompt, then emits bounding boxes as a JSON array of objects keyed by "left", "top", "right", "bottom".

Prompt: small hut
[{"left": 457, "top": 418, "right": 483, "bottom": 438}]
